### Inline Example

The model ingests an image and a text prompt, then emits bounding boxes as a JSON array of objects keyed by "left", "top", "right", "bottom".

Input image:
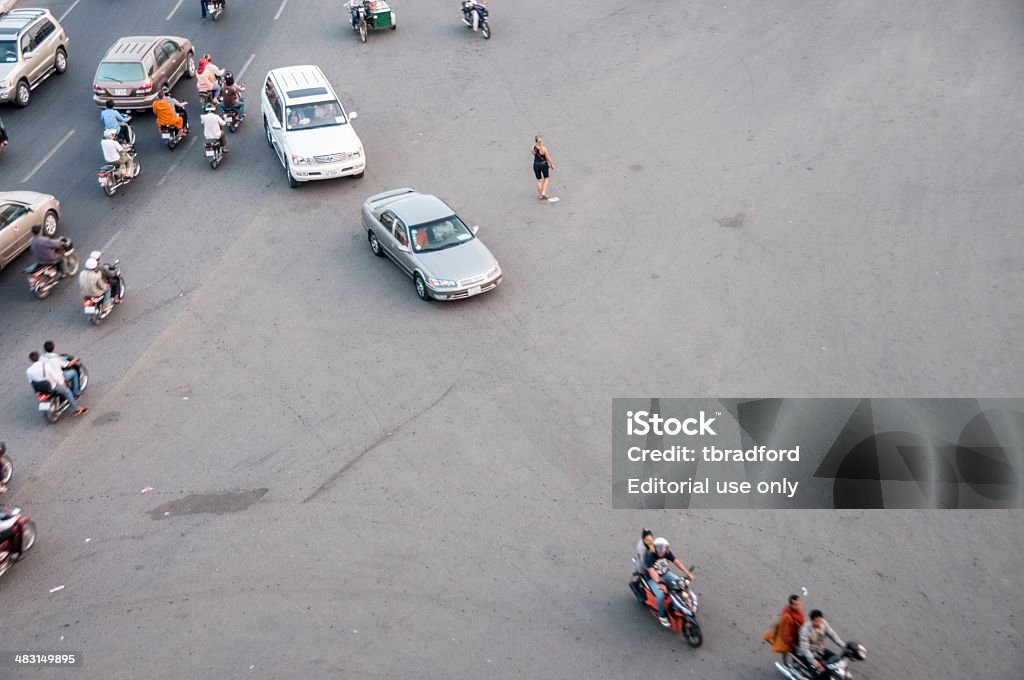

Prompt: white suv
[{"left": 261, "top": 65, "right": 365, "bottom": 187}]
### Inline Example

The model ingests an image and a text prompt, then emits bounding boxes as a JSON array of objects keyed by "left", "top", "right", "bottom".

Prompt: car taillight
[
  {"left": 92, "top": 83, "right": 104, "bottom": 94},
  {"left": 137, "top": 82, "right": 153, "bottom": 94}
]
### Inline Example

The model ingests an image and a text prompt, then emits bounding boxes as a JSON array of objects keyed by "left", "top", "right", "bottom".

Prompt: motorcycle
[
  {"left": 0, "top": 507, "right": 35, "bottom": 579},
  {"left": 160, "top": 121, "right": 184, "bottom": 150},
  {"left": 22, "top": 237, "right": 80, "bottom": 298},
  {"left": 33, "top": 356, "right": 88, "bottom": 424},
  {"left": 346, "top": 0, "right": 397, "bottom": 43},
  {"left": 775, "top": 642, "right": 867, "bottom": 680},
  {"left": 0, "top": 442, "right": 12, "bottom": 491},
  {"left": 222, "top": 86, "right": 246, "bottom": 132},
  {"left": 204, "top": 138, "right": 225, "bottom": 169},
  {"left": 460, "top": 0, "right": 490, "bottom": 39},
  {"left": 206, "top": 0, "right": 225, "bottom": 21},
  {"left": 110, "top": 113, "right": 136, "bottom": 145},
  {"left": 83, "top": 261, "right": 126, "bottom": 325},
  {"left": 98, "top": 150, "right": 140, "bottom": 196},
  {"left": 630, "top": 561, "right": 703, "bottom": 647}
]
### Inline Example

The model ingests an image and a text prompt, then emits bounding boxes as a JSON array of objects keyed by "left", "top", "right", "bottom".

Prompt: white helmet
[
  {"left": 653, "top": 537, "right": 670, "bottom": 553},
  {"left": 89, "top": 251, "right": 102, "bottom": 260},
  {"left": 103, "top": 128, "right": 117, "bottom": 138},
  {"left": 84, "top": 258, "right": 98, "bottom": 271}
]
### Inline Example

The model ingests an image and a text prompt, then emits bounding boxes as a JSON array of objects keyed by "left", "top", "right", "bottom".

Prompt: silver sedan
[
  {"left": 362, "top": 188, "right": 502, "bottom": 301},
  {"left": 0, "top": 190, "right": 60, "bottom": 271}
]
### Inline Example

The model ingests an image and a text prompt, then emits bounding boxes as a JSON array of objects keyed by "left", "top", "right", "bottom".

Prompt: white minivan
[{"left": 261, "top": 65, "right": 365, "bottom": 187}]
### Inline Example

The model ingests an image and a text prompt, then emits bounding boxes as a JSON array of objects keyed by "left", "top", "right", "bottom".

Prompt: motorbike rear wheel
[
  {"left": 359, "top": 19, "right": 368, "bottom": 43},
  {"left": 32, "top": 279, "right": 51, "bottom": 299},
  {"left": 103, "top": 177, "right": 117, "bottom": 196},
  {"left": 44, "top": 401, "right": 60, "bottom": 424}
]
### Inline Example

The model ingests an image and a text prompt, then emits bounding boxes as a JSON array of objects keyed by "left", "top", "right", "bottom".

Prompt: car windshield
[
  {"left": 285, "top": 101, "right": 346, "bottom": 131},
  {"left": 96, "top": 62, "right": 145, "bottom": 83},
  {"left": 409, "top": 215, "right": 475, "bottom": 253},
  {"left": 0, "top": 40, "right": 18, "bottom": 63}
]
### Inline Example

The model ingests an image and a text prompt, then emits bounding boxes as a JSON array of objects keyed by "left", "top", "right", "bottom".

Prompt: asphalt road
[{"left": 0, "top": 0, "right": 1021, "bottom": 678}]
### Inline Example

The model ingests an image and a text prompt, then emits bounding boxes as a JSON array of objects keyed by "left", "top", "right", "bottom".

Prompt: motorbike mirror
[
  {"left": 348, "top": 111, "right": 358, "bottom": 120},
  {"left": 472, "top": 225, "right": 479, "bottom": 234},
  {"left": 113, "top": 259, "right": 120, "bottom": 266}
]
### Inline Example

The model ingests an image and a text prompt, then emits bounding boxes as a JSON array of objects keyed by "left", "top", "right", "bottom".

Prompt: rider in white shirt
[{"left": 201, "top": 104, "right": 229, "bottom": 153}]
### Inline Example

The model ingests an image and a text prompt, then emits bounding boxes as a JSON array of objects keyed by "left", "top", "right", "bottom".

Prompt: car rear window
[
  {"left": 96, "top": 61, "right": 145, "bottom": 82},
  {"left": 0, "top": 39, "right": 17, "bottom": 63}
]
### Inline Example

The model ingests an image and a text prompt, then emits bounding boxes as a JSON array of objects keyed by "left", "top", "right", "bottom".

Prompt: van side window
[{"left": 33, "top": 20, "right": 55, "bottom": 50}]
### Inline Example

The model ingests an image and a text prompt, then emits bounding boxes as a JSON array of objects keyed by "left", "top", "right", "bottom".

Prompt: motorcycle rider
[
  {"left": 219, "top": 72, "right": 245, "bottom": 120},
  {"left": 29, "top": 225, "right": 69, "bottom": 278},
  {"left": 201, "top": 103, "right": 230, "bottom": 153},
  {"left": 644, "top": 537, "right": 695, "bottom": 627},
  {"left": 153, "top": 89, "right": 187, "bottom": 137},
  {"left": 462, "top": 0, "right": 487, "bottom": 30},
  {"left": 202, "top": 0, "right": 225, "bottom": 18},
  {"left": 798, "top": 610, "right": 845, "bottom": 679},
  {"left": 629, "top": 528, "right": 655, "bottom": 601},
  {"left": 0, "top": 113, "right": 8, "bottom": 150},
  {"left": 79, "top": 255, "right": 113, "bottom": 309},
  {"left": 348, "top": 0, "right": 374, "bottom": 27},
  {"left": 26, "top": 350, "right": 86, "bottom": 417},
  {"left": 42, "top": 340, "right": 83, "bottom": 400},
  {"left": 197, "top": 54, "right": 225, "bottom": 102},
  {"left": 101, "top": 128, "right": 135, "bottom": 179},
  {"left": 100, "top": 100, "right": 132, "bottom": 143}
]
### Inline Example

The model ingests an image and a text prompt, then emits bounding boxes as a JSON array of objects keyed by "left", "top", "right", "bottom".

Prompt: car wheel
[
  {"left": 264, "top": 117, "right": 274, "bottom": 147},
  {"left": 184, "top": 52, "right": 196, "bottom": 79},
  {"left": 368, "top": 232, "right": 384, "bottom": 257},
  {"left": 42, "top": 210, "right": 59, "bottom": 237},
  {"left": 14, "top": 80, "right": 30, "bottom": 107},
  {"left": 414, "top": 273, "right": 430, "bottom": 301},
  {"left": 54, "top": 48, "right": 68, "bottom": 75},
  {"left": 287, "top": 166, "right": 299, "bottom": 188}
]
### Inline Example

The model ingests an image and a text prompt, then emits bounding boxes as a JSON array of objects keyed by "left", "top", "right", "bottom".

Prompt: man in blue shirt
[
  {"left": 100, "top": 100, "right": 131, "bottom": 143},
  {"left": 645, "top": 537, "right": 695, "bottom": 627}
]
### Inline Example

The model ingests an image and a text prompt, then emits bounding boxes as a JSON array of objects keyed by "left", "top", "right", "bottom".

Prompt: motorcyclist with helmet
[
  {"left": 201, "top": 103, "right": 230, "bottom": 153},
  {"left": 798, "top": 610, "right": 845, "bottom": 678},
  {"left": 218, "top": 71, "right": 245, "bottom": 120},
  {"left": 101, "top": 128, "right": 135, "bottom": 179},
  {"left": 79, "top": 252, "right": 121, "bottom": 307},
  {"left": 644, "top": 537, "right": 695, "bottom": 627}
]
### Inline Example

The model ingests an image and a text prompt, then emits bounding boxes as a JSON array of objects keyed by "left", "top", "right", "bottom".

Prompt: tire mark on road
[{"left": 302, "top": 381, "right": 457, "bottom": 504}]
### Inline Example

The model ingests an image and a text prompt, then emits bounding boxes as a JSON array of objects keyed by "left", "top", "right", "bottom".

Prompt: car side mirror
[
  {"left": 348, "top": 111, "right": 358, "bottom": 120},
  {"left": 396, "top": 244, "right": 410, "bottom": 253},
  {"left": 472, "top": 225, "right": 480, "bottom": 234}
]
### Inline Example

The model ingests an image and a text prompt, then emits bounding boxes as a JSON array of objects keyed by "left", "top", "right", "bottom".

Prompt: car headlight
[
  {"left": 427, "top": 277, "right": 458, "bottom": 288},
  {"left": 0, "top": 79, "right": 10, "bottom": 89},
  {"left": 486, "top": 263, "right": 501, "bottom": 278},
  {"left": 290, "top": 154, "right": 314, "bottom": 166}
]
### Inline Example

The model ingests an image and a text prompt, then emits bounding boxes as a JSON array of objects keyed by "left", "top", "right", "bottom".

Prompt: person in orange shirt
[{"left": 153, "top": 89, "right": 186, "bottom": 135}]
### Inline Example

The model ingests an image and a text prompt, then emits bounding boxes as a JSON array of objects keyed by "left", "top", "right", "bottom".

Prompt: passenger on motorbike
[
  {"left": 101, "top": 128, "right": 135, "bottom": 178},
  {"left": 197, "top": 54, "right": 224, "bottom": 101},
  {"left": 100, "top": 100, "right": 131, "bottom": 143},
  {"left": 348, "top": 0, "right": 374, "bottom": 27},
  {"left": 79, "top": 255, "right": 112, "bottom": 309},
  {"left": 201, "top": 104, "right": 230, "bottom": 153},
  {"left": 153, "top": 90, "right": 187, "bottom": 137},
  {"left": 26, "top": 350, "right": 85, "bottom": 416},
  {"left": 29, "top": 225, "right": 69, "bottom": 277},
  {"left": 160, "top": 86, "right": 190, "bottom": 131},
  {"left": 798, "top": 610, "right": 845, "bottom": 679},
  {"left": 219, "top": 72, "right": 245, "bottom": 119},
  {"left": 629, "top": 528, "right": 654, "bottom": 600},
  {"left": 644, "top": 537, "right": 695, "bottom": 627},
  {"left": 42, "top": 340, "right": 82, "bottom": 398}
]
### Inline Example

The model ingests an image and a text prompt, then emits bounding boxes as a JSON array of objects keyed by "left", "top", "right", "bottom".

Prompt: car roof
[
  {"left": 101, "top": 36, "right": 183, "bottom": 62},
  {"left": 0, "top": 9, "right": 52, "bottom": 36},
  {"left": 268, "top": 65, "right": 338, "bottom": 104},
  {"left": 391, "top": 194, "right": 455, "bottom": 226}
]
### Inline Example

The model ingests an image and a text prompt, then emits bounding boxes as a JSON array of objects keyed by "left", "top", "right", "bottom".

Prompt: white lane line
[
  {"left": 166, "top": 0, "right": 185, "bottom": 21},
  {"left": 274, "top": 0, "right": 290, "bottom": 21},
  {"left": 101, "top": 229, "right": 123, "bottom": 252},
  {"left": 237, "top": 53, "right": 256, "bottom": 79},
  {"left": 59, "top": 0, "right": 82, "bottom": 22},
  {"left": 157, "top": 136, "right": 199, "bottom": 186},
  {"left": 21, "top": 129, "right": 75, "bottom": 184}
]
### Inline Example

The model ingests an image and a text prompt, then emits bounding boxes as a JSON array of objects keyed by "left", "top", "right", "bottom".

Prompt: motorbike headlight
[{"left": 427, "top": 277, "right": 457, "bottom": 288}]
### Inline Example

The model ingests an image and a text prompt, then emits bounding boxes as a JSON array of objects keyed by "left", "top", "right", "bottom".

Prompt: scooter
[
  {"left": 22, "top": 237, "right": 80, "bottom": 298},
  {"left": 0, "top": 507, "right": 35, "bottom": 579},
  {"left": 774, "top": 642, "right": 867, "bottom": 680},
  {"left": 33, "top": 357, "right": 88, "bottom": 424},
  {"left": 83, "top": 262, "right": 126, "bottom": 325},
  {"left": 204, "top": 138, "right": 225, "bottom": 169},
  {"left": 630, "top": 562, "right": 703, "bottom": 647},
  {"left": 460, "top": 0, "right": 490, "bottom": 39},
  {"left": 98, "top": 150, "right": 140, "bottom": 196},
  {"left": 206, "top": 0, "right": 225, "bottom": 21}
]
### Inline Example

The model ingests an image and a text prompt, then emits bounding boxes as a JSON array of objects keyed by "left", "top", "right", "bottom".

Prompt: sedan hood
[
  {"left": 416, "top": 239, "right": 497, "bottom": 282},
  {"left": 284, "top": 124, "right": 362, "bottom": 158}
]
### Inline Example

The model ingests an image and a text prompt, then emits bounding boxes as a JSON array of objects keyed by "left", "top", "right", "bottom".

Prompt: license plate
[
  {"left": 38, "top": 402, "right": 51, "bottom": 411},
  {"left": 98, "top": 177, "right": 106, "bottom": 185},
  {"left": 205, "top": 150, "right": 215, "bottom": 157},
  {"left": 84, "top": 306, "right": 95, "bottom": 314},
  {"left": 162, "top": 133, "right": 171, "bottom": 139},
  {"left": 326, "top": 170, "right": 340, "bottom": 177},
  {"left": 114, "top": 88, "right": 129, "bottom": 96},
  {"left": 468, "top": 286, "right": 482, "bottom": 296}
]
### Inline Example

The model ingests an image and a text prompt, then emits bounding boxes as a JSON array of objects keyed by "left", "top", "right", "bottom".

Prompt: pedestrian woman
[
  {"left": 763, "top": 594, "right": 806, "bottom": 666},
  {"left": 532, "top": 134, "right": 554, "bottom": 199}
]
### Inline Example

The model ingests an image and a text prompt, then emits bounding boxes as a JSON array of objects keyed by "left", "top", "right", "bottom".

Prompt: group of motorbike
[
  {"left": 22, "top": 239, "right": 126, "bottom": 327},
  {"left": 343, "top": 0, "right": 490, "bottom": 42},
  {"left": 0, "top": 444, "right": 36, "bottom": 581},
  {"left": 628, "top": 536, "right": 867, "bottom": 680}
]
